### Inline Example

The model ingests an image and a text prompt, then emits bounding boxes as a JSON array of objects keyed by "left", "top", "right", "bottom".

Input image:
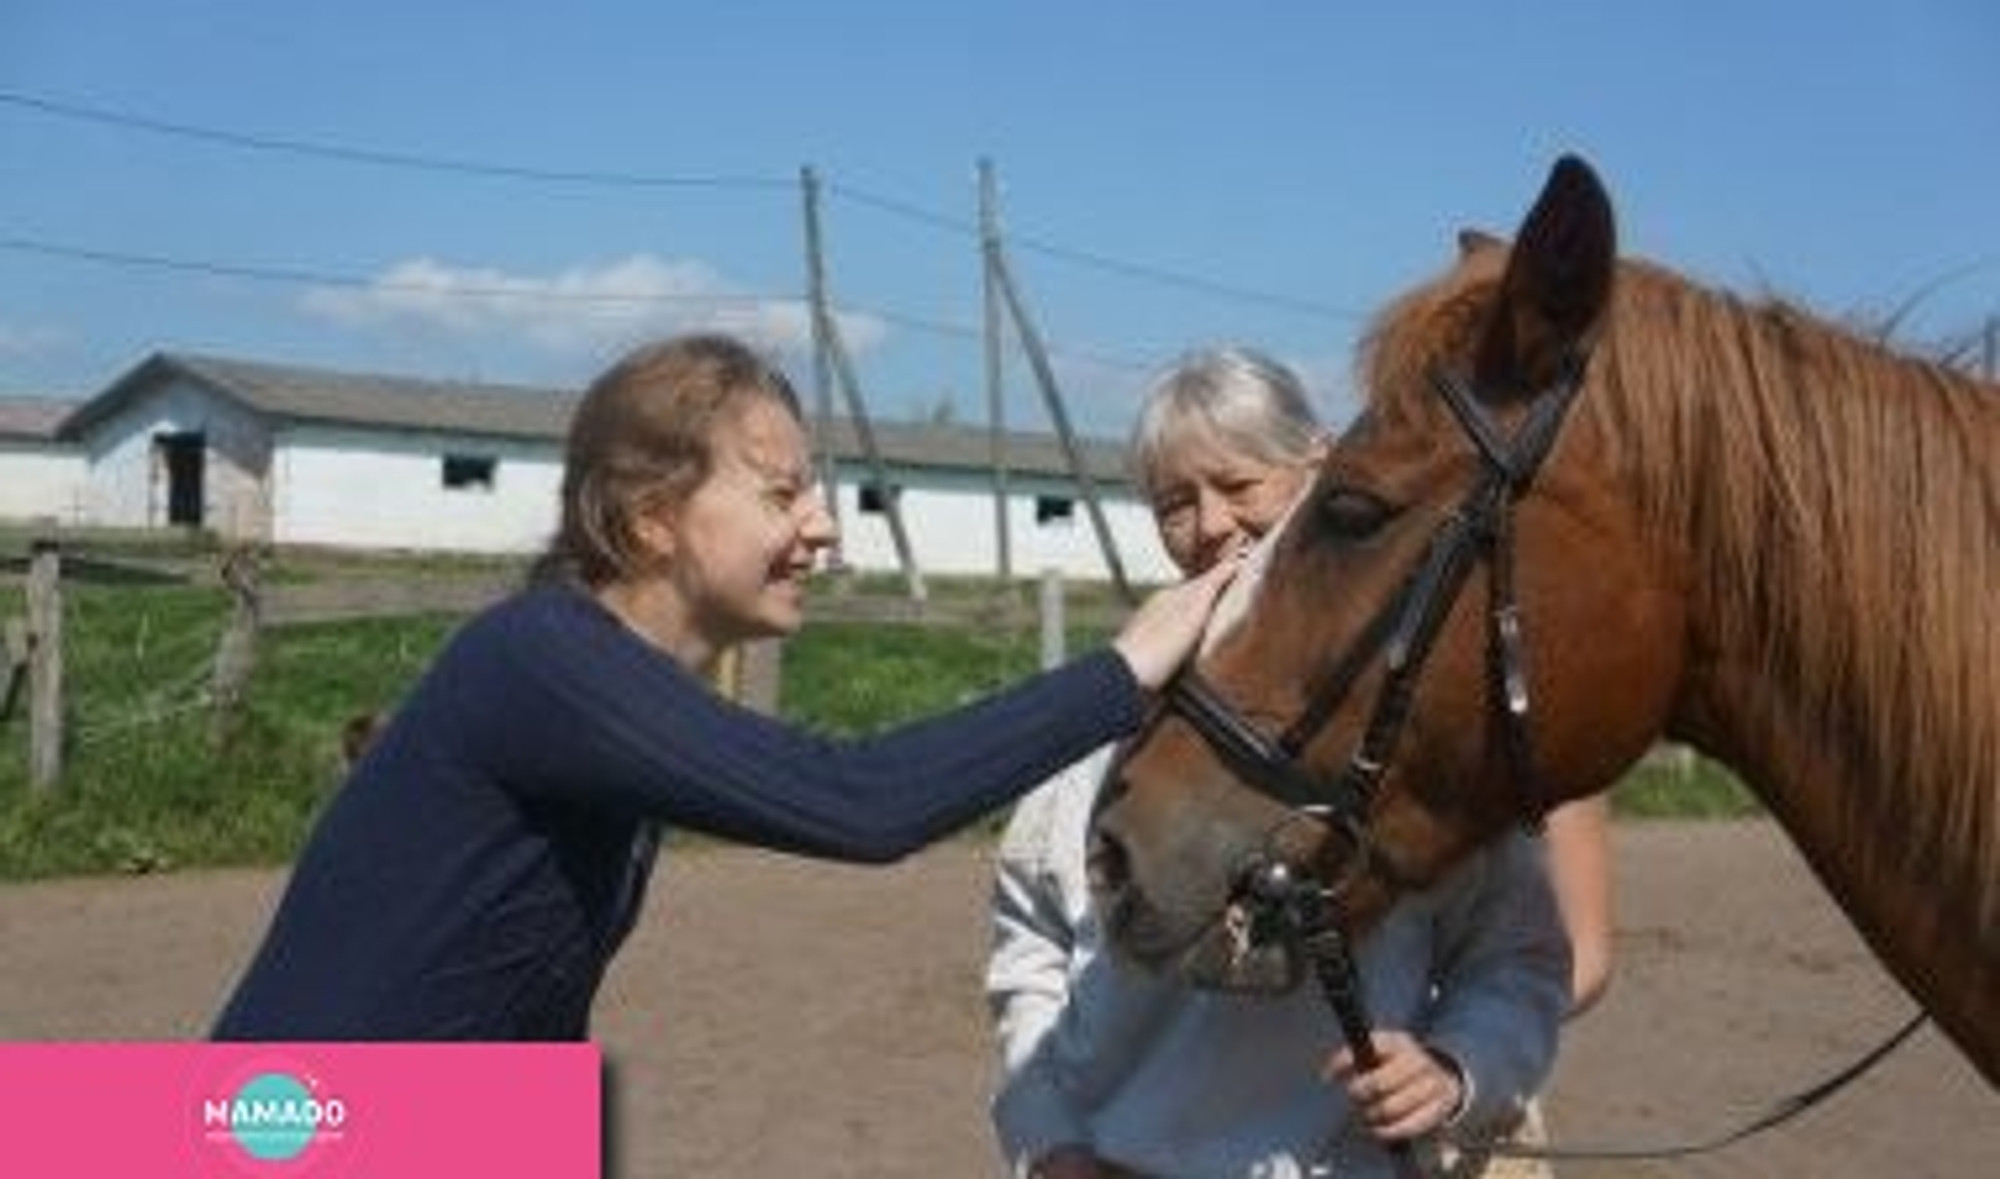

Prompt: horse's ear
[
  {"left": 1474, "top": 155, "right": 1616, "bottom": 400},
  {"left": 1456, "top": 228, "right": 1504, "bottom": 258}
]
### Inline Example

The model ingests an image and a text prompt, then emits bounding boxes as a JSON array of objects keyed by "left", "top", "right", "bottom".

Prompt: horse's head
[{"left": 1093, "top": 156, "right": 1689, "bottom": 987}]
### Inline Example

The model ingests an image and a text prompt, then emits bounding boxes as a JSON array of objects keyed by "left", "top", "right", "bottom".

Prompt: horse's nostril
[{"left": 1087, "top": 832, "right": 1131, "bottom": 894}]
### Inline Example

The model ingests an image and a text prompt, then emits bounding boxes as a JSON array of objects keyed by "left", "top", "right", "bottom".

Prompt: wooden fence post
[
  {"left": 1039, "top": 567, "right": 1066, "bottom": 672},
  {"left": 707, "top": 640, "right": 782, "bottom": 716},
  {"left": 211, "top": 545, "right": 263, "bottom": 743},
  {"left": 735, "top": 639, "right": 783, "bottom": 717},
  {"left": 1, "top": 615, "right": 26, "bottom": 723},
  {"left": 26, "top": 538, "right": 64, "bottom": 790}
]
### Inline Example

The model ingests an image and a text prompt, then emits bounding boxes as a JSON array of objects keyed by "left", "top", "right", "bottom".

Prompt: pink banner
[{"left": 0, "top": 1042, "right": 599, "bottom": 1176}]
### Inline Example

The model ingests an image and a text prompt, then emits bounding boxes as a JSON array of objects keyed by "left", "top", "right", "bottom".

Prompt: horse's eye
[{"left": 1320, "top": 487, "right": 1396, "bottom": 540}]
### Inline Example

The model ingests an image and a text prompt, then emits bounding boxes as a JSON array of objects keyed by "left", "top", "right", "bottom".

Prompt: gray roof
[
  {"left": 61, "top": 351, "right": 1130, "bottom": 484},
  {"left": 0, "top": 397, "right": 79, "bottom": 441},
  {"left": 62, "top": 351, "right": 571, "bottom": 441},
  {"left": 811, "top": 415, "right": 1129, "bottom": 484}
]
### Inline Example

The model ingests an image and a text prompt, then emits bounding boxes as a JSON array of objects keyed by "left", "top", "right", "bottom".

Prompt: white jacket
[{"left": 986, "top": 748, "right": 1570, "bottom": 1178}]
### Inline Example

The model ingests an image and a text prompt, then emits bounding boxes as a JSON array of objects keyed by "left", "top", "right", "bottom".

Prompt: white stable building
[
  {"left": 0, "top": 398, "right": 85, "bottom": 526},
  {"left": 10, "top": 351, "right": 1173, "bottom": 583}
]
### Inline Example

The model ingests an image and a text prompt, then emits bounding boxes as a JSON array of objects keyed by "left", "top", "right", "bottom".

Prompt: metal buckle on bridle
[
  {"left": 1230, "top": 852, "right": 1429, "bottom": 1178},
  {"left": 1234, "top": 858, "right": 1371, "bottom": 1050}
]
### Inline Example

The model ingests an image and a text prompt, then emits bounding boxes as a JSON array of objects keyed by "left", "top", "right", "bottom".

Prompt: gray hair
[{"left": 1128, "top": 345, "right": 1323, "bottom": 504}]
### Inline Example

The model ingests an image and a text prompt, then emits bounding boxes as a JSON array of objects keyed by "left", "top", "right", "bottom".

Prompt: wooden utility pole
[
  {"left": 988, "top": 233, "right": 1135, "bottom": 605},
  {"left": 980, "top": 158, "right": 1013, "bottom": 585},
  {"left": 26, "top": 539, "right": 63, "bottom": 790},
  {"left": 801, "top": 166, "right": 926, "bottom": 603},
  {"left": 803, "top": 170, "right": 846, "bottom": 572}
]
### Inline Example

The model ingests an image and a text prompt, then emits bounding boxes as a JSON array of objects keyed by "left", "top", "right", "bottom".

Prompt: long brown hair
[{"left": 533, "top": 334, "right": 803, "bottom": 587}]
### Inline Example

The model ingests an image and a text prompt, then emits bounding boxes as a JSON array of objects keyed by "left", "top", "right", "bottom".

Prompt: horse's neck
[{"left": 1671, "top": 660, "right": 1998, "bottom": 1083}]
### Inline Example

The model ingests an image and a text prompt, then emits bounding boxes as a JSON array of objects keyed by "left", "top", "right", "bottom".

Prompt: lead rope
[
  {"left": 1448, "top": 1010, "right": 1928, "bottom": 1164},
  {"left": 1247, "top": 848, "right": 1927, "bottom": 1173}
]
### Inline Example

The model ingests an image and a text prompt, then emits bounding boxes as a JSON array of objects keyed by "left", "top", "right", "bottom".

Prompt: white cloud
[
  {"left": 0, "top": 322, "right": 64, "bottom": 361},
  {"left": 299, "top": 254, "right": 886, "bottom": 360}
]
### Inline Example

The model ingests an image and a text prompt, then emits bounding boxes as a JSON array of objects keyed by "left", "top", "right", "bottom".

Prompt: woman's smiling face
[{"left": 641, "top": 395, "right": 837, "bottom": 647}]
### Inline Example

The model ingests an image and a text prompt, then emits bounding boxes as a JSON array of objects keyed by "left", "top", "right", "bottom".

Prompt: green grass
[
  {"left": 0, "top": 579, "right": 467, "bottom": 877},
  {"left": 782, "top": 620, "right": 1113, "bottom": 734},
  {"left": 1609, "top": 753, "right": 1759, "bottom": 817},
  {"left": 0, "top": 560, "right": 1757, "bottom": 879}
]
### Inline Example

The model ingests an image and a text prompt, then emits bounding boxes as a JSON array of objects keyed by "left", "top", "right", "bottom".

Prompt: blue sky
[{"left": 2, "top": 1, "right": 1994, "bottom": 434}]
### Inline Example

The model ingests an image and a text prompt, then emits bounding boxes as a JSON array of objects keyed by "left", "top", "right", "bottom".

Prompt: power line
[
  {"left": 0, "top": 233, "right": 1157, "bottom": 373},
  {"left": 0, "top": 235, "right": 792, "bottom": 307},
  {"left": 1010, "top": 230, "right": 1365, "bottom": 322},
  {"left": 2, "top": 86, "right": 1348, "bottom": 323},
  {"left": 824, "top": 178, "right": 1363, "bottom": 322},
  {"left": 0, "top": 88, "right": 792, "bottom": 192},
  {"left": 823, "top": 180, "right": 978, "bottom": 237}
]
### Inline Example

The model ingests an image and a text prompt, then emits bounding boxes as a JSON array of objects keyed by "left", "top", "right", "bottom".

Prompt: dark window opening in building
[
  {"left": 442, "top": 453, "right": 499, "bottom": 491},
  {"left": 1036, "top": 495, "right": 1075, "bottom": 525},
  {"left": 858, "top": 481, "right": 901, "bottom": 514},
  {"left": 155, "top": 431, "right": 206, "bottom": 527}
]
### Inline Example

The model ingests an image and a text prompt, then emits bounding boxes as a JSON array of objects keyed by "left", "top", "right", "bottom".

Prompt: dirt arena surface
[{"left": 1, "top": 819, "right": 1992, "bottom": 1177}]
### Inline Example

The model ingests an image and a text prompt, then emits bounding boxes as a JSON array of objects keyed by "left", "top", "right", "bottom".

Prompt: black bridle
[
  {"left": 1154, "top": 351, "right": 1589, "bottom": 1176},
  {"left": 1154, "top": 347, "right": 1924, "bottom": 1169},
  {"left": 1165, "top": 347, "right": 1590, "bottom": 901}
]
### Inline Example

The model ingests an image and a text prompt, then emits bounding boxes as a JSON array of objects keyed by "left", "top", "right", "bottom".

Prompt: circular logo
[{"left": 214, "top": 1069, "right": 348, "bottom": 1163}]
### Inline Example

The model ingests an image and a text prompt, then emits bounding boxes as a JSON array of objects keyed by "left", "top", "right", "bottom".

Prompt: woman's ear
[{"left": 628, "top": 497, "right": 679, "bottom": 562}]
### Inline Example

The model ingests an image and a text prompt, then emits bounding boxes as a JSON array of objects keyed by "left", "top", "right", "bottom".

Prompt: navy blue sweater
[{"left": 213, "top": 584, "right": 1142, "bottom": 1040}]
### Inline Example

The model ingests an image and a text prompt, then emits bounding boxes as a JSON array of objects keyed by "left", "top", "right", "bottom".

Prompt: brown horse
[{"left": 1093, "top": 155, "right": 1999, "bottom": 1085}]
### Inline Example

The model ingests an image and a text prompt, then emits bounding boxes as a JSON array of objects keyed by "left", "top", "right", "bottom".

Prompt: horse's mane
[{"left": 1361, "top": 248, "right": 2000, "bottom": 927}]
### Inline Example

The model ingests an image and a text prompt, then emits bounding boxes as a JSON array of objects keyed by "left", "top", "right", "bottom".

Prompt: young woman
[
  {"left": 987, "top": 346, "right": 1604, "bottom": 1178},
  {"left": 214, "top": 332, "right": 1236, "bottom": 1041}
]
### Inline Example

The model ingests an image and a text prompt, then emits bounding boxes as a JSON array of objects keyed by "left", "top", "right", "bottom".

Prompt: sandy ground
[{"left": 0, "top": 819, "right": 1992, "bottom": 1177}]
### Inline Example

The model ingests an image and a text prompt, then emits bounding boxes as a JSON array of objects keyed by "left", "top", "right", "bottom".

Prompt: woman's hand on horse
[
  {"left": 1112, "top": 553, "right": 1244, "bottom": 690},
  {"left": 1323, "top": 1030, "right": 1468, "bottom": 1142}
]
